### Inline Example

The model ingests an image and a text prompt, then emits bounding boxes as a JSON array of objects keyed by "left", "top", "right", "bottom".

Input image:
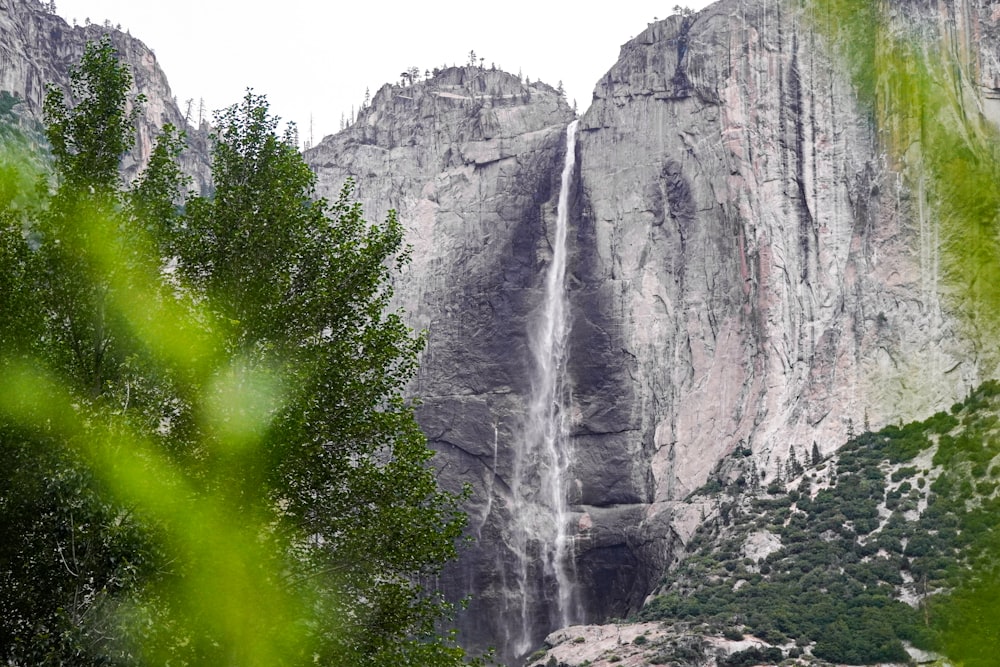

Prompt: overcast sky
[{"left": 55, "top": 1, "right": 716, "bottom": 146}]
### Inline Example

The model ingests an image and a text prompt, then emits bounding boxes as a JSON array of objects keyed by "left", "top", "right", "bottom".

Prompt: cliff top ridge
[{"left": 308, "top": 64, "right": 573, "bottom": 154}]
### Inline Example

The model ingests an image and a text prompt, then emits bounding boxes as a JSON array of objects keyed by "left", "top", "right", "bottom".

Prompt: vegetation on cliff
[
  {"left": 0, "top": 37, "right": 476, "bottom": 666},
  {"left": 640, "top": 380, "right": 1000, "bottom": 665}
]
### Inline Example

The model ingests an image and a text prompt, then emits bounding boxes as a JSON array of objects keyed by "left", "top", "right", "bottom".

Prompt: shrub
[{"left": 720, "top": 647, "right": 783, "bottom": 667}]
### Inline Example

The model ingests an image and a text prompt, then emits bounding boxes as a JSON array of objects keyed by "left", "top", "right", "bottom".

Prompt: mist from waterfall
[{"left": 509, "top": 119, "right": 580, "bottom": 658}]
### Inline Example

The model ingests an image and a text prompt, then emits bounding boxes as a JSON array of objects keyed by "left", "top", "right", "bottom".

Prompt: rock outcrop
[
  {"left": 575, "top": 0, "right": 996, "bottom": 510},
  {"left": 306, "top": 68, "right": 583, "bottom": 662},
  {"left": 0, "top": 0, "right": 209, "bottom": 189},
  {"left": 310, "top": 0, "right": 999, "bottom": 661}
]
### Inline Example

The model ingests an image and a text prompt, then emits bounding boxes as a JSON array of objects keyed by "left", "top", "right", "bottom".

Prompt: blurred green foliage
[
  {"left": 0, "top": 37, "right": 475, "bottom": 666},
  {"left": 806, "top": 2, "right": 1000, "bottom": 663},
  {"left": 810, "top": 0, "right": 1000, "bottom": 352}
]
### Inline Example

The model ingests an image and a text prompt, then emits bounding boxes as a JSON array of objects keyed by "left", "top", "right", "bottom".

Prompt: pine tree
[{"left": 786, "top": 446, "right": 804, "bottom": 477}]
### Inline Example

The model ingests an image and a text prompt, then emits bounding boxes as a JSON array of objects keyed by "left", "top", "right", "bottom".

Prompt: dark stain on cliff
[
  {"left": 567, "top": 134, "right": 639, "bottom": 449},
  {"left": 662, "top": 159, "right": 696, "bottom": 246},
  {"left": 670, "top": 15, "right": 695, "bottom": 97},
  {"left": 788, "top": 35, "right": 817, "bottom": 282}
]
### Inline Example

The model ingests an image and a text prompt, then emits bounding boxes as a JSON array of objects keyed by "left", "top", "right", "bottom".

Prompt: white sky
[{"left": 55, "top": 1, "right": 715, "bottom": 146}]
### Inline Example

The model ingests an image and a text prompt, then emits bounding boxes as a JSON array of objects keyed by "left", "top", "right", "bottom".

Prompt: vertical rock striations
[{"left": 568, "top": 0, "right": 997, "bottom": 640}]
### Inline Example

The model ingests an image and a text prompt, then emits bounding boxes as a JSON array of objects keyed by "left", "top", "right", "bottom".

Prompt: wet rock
[{"left": 307, "top": 67, "right": 578, "bottom": 662}]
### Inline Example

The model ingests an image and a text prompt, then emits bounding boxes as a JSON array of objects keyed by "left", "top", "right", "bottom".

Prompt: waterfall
[{"left": 509, "top": 119, "right": 580, "bottom": 658}]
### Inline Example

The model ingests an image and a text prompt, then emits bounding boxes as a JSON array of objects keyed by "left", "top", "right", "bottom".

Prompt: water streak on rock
[{"left": 510, "top": 119, "right": 580, "bottom": 657}]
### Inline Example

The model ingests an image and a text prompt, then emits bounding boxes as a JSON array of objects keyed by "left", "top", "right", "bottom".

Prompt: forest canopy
[{"left": 0, "top": 36, "right": 474, "bottom": 666}]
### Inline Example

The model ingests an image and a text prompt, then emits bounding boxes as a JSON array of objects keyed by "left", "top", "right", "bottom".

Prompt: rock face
[
  {"left": 565, "top": 0, "right": 995, "bottom": 649},
  {"left": 0, "top": 0, "right": 209, "bottom": 189},
  {"left": 309, "top": 2, "right": 997, "bottom": 662},
  {"left": 308, "top": 0, "right": 1000, "bottom": 663},
  {"left": 575, "top": 0, "right": 993, "bottom": 511},
  {"left": 306, "top": 69, "right": 585, "bottom": 661}
]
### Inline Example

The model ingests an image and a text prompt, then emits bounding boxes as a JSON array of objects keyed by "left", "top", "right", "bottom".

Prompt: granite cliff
[
  {"left": 306, "top": 69, "right": 586, "bottom": 659},
  {"left": 0, "top": 0, "right": 209, "bottom": 189},
  {"left": 307, "top": 0, "right": 999, "bottom": 662},
  {"left": 4, "top": 0, "right": 997, "bottom": 662}
]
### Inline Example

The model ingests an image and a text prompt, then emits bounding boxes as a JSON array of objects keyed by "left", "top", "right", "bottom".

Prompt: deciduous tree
[{"left": 0, "top": 38, "right": 472, "bottom": 667}]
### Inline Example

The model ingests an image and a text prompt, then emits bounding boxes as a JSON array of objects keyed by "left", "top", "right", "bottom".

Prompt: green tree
[
  {"left": 0, "top": 39, "right": 471, "bottom": 666},
  {"left": 174, "top": 91, "right": 470, "bottom": 664},
  {"left": 0, "top": 37, "right": 174, "bottom": 664},
  {"left": 44, "top": 36, "right": 141, "bottom": 195}
]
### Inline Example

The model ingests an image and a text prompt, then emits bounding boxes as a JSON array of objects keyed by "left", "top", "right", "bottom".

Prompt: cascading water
[{"left": 508, "top": 119, "right": 580, "bottom": 658}]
